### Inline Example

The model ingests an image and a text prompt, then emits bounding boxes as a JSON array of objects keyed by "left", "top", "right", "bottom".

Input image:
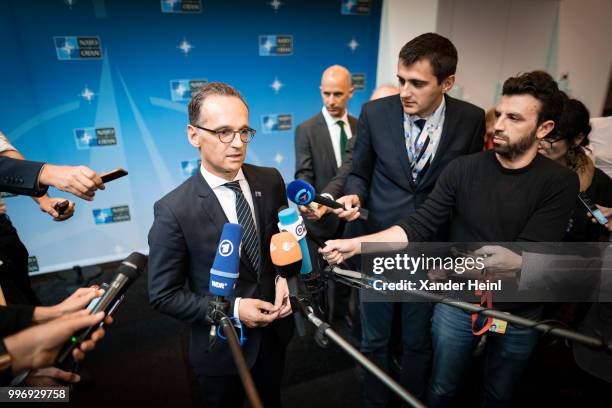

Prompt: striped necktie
[
  {"left": 225, "top": 181, "right": 260, "bottom": 275},
  {"left": 411, "top": 118, "right": 429, "bottom": 180}
]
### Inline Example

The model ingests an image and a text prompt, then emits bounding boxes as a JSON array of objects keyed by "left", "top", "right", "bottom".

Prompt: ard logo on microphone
[
  {"left": 54, "top": 36, "right": 102, "bottom": 60},
  {"left": 218, "top": 240, "right": 234, "bottom": 257},
  {"left": 211, "top": 280, "right": 227, "bottom": 289}
]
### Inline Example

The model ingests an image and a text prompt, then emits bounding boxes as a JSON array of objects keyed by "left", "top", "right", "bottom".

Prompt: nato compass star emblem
[
  {"left": 174, "top": 82, "right": 188, "bottom": 98},
  {"left": 177, "top": 38, "right": 194, "bottom": 56},
  {"left": 64, "top": 0, "right": 76, "bottom": 8},
  {"left": 262, "top": 38, "right": 274, "bottom": 53},
  {"left": 80, "top": 131, "right": 94, "bottom": 145},
  {"left": 347, "top": 37, "right": 360, "bottom": 53},
  {"left": 80, "top": 86, "right": 96, "bottom": 103},
  {"left": 270, "top": 77, "right": 283, "bottom": 94},
  {"left": 269, "top": 0, "right": 283, "bottom": 11},
  {"left": 264, "top": 116, "right": 276, "bottom": 131},
  {"left": 274, "top": 153, "right": 284, "bottom": 164}
]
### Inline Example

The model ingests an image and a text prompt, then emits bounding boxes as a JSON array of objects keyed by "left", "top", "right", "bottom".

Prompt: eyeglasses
[
  {"left": 539, "top": 137, "right": 564, "bottom": 149},
  {"left": 191, "top": 124, "right": 256, "bottom": 144}
]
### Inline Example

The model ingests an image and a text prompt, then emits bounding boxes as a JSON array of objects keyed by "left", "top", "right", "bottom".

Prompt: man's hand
[
  {"left": 38, "top": 164, "right": 105, "bottom": 201},
  {"left": 298, "top": 202, "right": 329, "bottom": 221},
  {"left": 33, "top": 286, "right": 105, "bottom": 322},
  {"left": 36, "top": 196, "right": 75, "bottom": 221},
  {"left": 4, "top": 310, "right": 106, "bottom": 375},
  {"left": 588, "top": 204, "right": 612, "bottom": 232},
  {"left": 238, "top": 299, "right": 279, "bottom": 328},
  {"left": 319, "top": 238, "right": 360, "bottom": 264},
  {"left": 273, "top": 277, "right": 292, "bottom": 318},
  {"left": 23, "top": 367, "right": 81, "bottom": 386},
  {"left": 474, "top": 245, "right": 523, "bottom": 271},
  {"left": 332, "top": 195, "right": 361, "bottom": 221}
]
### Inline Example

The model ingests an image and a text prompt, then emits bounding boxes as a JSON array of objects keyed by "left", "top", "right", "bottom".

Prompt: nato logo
[
  {"left": 93, "top": 205, "right": 131, "bottom": 225},
  {"left": 259, "top": 35, "right": 293, "bottom": 56},
  {"left": 341, "top": 0, "right": 372, "bottom": 15},
  {"left": 351, "top": 73, "right": 366, "bottom": 90},
  {"left": 261, "top": 114, "right": 292, "bottom": 133},
  {"left": 170, "top": 79, "right": 207, "bottom": 101},
  {"left": 161, "top": 0, "right": 202, "bottom": 13},
  {"left": 218, "top": 239, "right": 234, "bottom": 257},
  {"left": 54, "top": 36, "right": 102, "bottom": 60},
  {"left": 28, "top": 256, "right": 39, "bottom": 273},
  {"left": 180, "top": 159, "right": 201, "bottom": 177},
  {"left": 74, "top": 127, "right": 117, "bottom": 149}
]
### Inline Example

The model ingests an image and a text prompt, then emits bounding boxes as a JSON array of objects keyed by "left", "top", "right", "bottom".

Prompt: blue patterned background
[{"left": 0, "top": 0, "right": 382, "bottom": 273}]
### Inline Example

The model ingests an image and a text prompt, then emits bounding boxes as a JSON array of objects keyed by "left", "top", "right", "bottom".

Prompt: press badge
[{"left": 489, "top": 318, "right": 508, "bottom": 334}]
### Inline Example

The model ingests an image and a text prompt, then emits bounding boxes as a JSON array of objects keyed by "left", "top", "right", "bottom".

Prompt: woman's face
[{"left": 538, "top": 137, "right": 571, "bottom": 162}]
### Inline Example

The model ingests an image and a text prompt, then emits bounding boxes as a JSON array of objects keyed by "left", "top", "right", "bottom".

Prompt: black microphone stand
[
  {"left": 325, "top": 265, "right": 612, "bottom": 354},
  {"left": 206, "top": 297, "right": 263, "bottom": 408},
  {"left": 290, "top": 295, "right": 426, "bottom": 408}
]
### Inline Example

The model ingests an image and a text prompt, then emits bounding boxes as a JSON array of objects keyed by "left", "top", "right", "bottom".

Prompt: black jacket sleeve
[
  {"left": 0, "top": 157, "right": 48, "bottom": 197},
  {"left": 0, "top": 305, "right": 35, "bottom": 337},
  {"left": 395, "top": 159, "right": 460, "bottom": 242}
]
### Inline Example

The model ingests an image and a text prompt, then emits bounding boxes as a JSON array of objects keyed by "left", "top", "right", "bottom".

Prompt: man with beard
[{"left": 322, "top": 71, "right": 578, "bottom": 407}]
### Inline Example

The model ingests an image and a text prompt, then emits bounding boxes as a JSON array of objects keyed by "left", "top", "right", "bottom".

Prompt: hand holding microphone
[{"left": 286, "top": 180, "right": 368, "bottom": 221}]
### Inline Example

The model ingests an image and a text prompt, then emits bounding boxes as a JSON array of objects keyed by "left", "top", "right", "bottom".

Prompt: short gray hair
[{"left": 188, "top": 82, "right": 248, "bottom": 125}]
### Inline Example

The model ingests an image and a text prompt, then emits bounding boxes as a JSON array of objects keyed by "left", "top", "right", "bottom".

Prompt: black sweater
[{"left": 396, "top": 151, "right": 579, "bottom": 243}]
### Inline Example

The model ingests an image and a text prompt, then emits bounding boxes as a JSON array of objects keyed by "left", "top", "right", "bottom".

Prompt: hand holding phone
[{"left": 100, "top": 168, "right": 128, "bottom": 183}]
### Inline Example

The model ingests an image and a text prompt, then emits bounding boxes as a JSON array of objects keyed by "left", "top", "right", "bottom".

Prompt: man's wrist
[{"left": 32, "top": 306, "right": 61, "bottom": 323}]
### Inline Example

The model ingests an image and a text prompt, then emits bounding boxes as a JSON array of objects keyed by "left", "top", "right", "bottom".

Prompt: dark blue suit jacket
[
  {"left": 148, "top": 163, "right": 293, "bottom": 376},
  {"left": 345, "top": 94, "right": 485, "bottom": 236},
  {"left": 0, "top": 157, "right": 48, "bottom": 197}
]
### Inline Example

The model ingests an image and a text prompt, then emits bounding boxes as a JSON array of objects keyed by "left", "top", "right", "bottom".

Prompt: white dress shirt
[
  {"left": 321, "top": 107, "right": 353, "bottom": 167},
  {"left": 200, "top": 165, "right": 258, "bottom": 320}
]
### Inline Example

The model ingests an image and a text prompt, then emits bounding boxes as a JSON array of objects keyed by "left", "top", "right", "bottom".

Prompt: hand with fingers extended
[
  {"left": 22, "top": 367, "right": 82, "bottom": 386},
  {"left": 331, "top": 195, "right": 361, "bottom": 221},
  {"left": 238, "top": 298, "right": 280, "bottom": 328},
  {"left": 38, "top": 164, "right": 105, "bottom": 201},
  {"left": 3, "top": 310, "right": 107, "bottom": 375},
  {"left": 33, "top": 286, "right": 106, "bottom": 323}
]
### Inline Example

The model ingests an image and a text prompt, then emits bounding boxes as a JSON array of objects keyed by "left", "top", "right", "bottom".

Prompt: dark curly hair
[
  {"left": 502, "top": 71, "right": 563, "bottom": 127},
  {"left": 555, "top": 98, "right": 592, "bottom": 146}
]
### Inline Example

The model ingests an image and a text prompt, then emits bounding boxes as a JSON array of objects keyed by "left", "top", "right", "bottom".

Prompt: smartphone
[
  {"left": 100, "top": 168, "right": 128, "bottom": 183},
  {"left": 578, "top": 192, "right": 608, "bottom": 225}
]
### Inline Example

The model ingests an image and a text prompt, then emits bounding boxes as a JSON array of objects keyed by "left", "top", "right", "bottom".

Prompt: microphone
[
  {"left": 207, "top": 223, "right": 243, "bottom": 339},
  {"left": 286, "top": 179, "right": 369, "bottom": 221},
  {"left": 278, "top": 206, "right": 312, "bottom": 275},
  {"left": 270, "top": 231, "right": 306, "bottom": 336},
  {"left": 270, "top": 231, "right": 302, "bottom": 296},
  {"left": 56, "top": 252, "right": 146, "bottom": 365}
]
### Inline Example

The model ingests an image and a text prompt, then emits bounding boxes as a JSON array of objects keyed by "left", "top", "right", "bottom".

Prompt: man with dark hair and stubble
[
  {"left": 322, "top": 71, "right": 578, "bottom": 407},
  {"left": 329, "top": 33, "right": 485, "bottom": 405},
  {"left": 148, "top": 82, "right": 293, "bottom": 407}
]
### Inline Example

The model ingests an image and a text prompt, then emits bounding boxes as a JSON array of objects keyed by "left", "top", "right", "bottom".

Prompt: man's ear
[
  {"left": 537, "top": 120, "right": 556, "bottom": 140},
  {"left": 441, "top": 75, "right": 456, "bottom": 93},
  {"left": 187, "top": 125, "right": 200, "bottom": 148}
]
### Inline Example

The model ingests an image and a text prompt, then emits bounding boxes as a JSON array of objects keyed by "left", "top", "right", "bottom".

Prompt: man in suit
[
  {"left": 332, "top": 33, "right": 485, "bottom": 406},
  {"left": 294, "top": 65, "right": 358, "bottom": 236},
  {"left": 148, "top": 82, "right": 292, "bottom": 408}
]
